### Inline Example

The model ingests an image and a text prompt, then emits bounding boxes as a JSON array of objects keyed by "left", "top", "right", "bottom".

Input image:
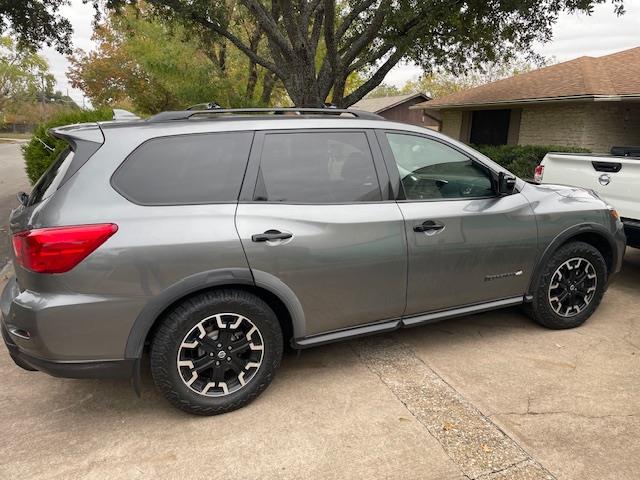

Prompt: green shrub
[
  {"left": 473, "top": 144, "right": 591, "bottom": 180},
  {"left": 22, "top": 108, "right": 114, "bottom": 184}
]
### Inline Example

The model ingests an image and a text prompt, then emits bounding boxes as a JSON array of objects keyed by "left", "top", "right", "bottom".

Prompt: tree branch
[
  {"left": 346, "top": 41, "right": 394, "bottom": 74},
  {"left": 309, "top": 3, "right": 325, "bottom": 55},
  {"left": 196, "top": 16, "right": 283, "bottom": 77},
  {"left": 301, "top": 0, "right": 323, "bottom": 26},
  {"left": 317, "top": 0, "right": 337, "bottom": 100},
  {"left": 336, "top": 0, "right": 378, "bottom": 39},
  {"left": 239, "top": 0, "right": 293, "bottom": 57},
  {"left": 279, "top": 0, "right": 306, "bottom": 55},
  {"left": 341, "top": 46, "right": 407, "bottom": 106},
  {"left": 341, "top": 0, "right": 390, "bottom": 67}
]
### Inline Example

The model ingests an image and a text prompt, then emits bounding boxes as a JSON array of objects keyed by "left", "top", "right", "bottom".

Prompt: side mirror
[
  {"left": 498, "top": 172, "right": 517, "bottom": 196},
  {"left": 16, "top": 191, "right": 29, "bottom": 206}
]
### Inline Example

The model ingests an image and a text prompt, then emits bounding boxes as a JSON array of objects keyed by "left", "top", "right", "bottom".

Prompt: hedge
[
  {"left": 22, "top": 108, "right": 114, "bottom": 184},
  {"left": 473, "top": 144, "right": 591, "bottom": 180}
]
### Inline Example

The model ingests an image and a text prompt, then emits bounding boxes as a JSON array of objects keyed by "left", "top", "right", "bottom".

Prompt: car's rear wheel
[
  {"left": 150, "top": 289, "right": 283, "bottom": 415},
  {"left": 528, "top": 241, "right": 607, "bottom": 329}
]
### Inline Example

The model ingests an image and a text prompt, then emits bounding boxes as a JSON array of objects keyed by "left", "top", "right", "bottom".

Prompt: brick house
[
  {"left": 411, "top": 47, "right": 640, "bottom": 153},
  {"left": 351, "top": 93, "right": 442, "bottom": 130}
]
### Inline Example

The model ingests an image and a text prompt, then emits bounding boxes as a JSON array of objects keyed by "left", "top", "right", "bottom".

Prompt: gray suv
[{"left": 1, "top": 108, "right": 626, "bottom": 415}]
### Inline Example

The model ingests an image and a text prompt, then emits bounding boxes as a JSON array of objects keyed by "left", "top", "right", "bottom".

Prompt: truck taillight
[
  {"left": 534, "top": 165, "right": 544, "bottom": 184},
  {"left": 12, "top": 224, "right": 118, "bottom": 274}
]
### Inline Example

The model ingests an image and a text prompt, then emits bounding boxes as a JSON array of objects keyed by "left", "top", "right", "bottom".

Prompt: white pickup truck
[{"left": 535, "top": 152, "right": 640, "bottom": 248}]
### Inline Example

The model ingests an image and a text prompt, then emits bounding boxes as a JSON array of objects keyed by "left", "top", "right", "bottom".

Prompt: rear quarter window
[{"left": 112, "top": 132, "right": 253, "bottom": 205}]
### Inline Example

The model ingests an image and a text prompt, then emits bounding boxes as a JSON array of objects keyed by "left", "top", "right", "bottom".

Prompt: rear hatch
[{"left": 7, "top": 123, "right": 105, "bottom": 283}]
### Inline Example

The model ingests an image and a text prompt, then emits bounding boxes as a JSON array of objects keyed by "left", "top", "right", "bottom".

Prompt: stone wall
[
  {"left": 581, "top": 103, "right": 640, "bottom": 153},
  {"left": 440, "top": 110, "right": 463, "bottom": 139},
  {"left": 518, "top": 102, "right": 640, "bottom": 153},
  {"left": 518, "top": 104, "right": 589, "bottom": 149}
]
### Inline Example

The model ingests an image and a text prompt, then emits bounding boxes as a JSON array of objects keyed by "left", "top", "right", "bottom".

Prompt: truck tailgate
[{"left": 541, "top": 153, "right": 640, "bottom": 220}]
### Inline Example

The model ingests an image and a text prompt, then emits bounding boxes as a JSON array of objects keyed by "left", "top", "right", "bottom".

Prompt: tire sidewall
[
  {"left": 533, "top": 242, "right": 607, "bottom": 329},
  {"left": 151, "top": 290, "right": 283, "bottom": 414}
]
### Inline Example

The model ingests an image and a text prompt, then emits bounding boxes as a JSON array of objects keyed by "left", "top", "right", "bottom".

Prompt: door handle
[
  {"left": 591, "top": 161, "right": 621, "bottom": 173},
  {"left": 413, "top": 221, "right": 445, "bottom": 233},
  {"left": 251, "top": 230, "right": 293, "bottom": 242}
]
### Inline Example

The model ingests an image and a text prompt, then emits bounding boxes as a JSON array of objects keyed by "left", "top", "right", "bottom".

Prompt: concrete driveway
[
  {"left": 0, "top": 142, "right": 30, "bottom": 269},
  {"left": 0, "top": 144, "right": 638, "bottom": 479}
]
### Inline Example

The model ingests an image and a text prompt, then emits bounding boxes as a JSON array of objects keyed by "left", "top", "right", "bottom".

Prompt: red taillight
[
  {"left": 533, "top": 164, "right": 544, "bottom": 184},
  {"left": 12, "top": 224, "right": 118, "bottom": 274}
]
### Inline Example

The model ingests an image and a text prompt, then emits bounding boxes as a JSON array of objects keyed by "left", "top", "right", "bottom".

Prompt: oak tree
[{"left": 108, "top": 0, "right": 624, "bottom": 107}]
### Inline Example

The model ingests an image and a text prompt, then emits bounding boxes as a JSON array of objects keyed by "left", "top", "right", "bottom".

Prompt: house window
[{"left": 470, "top": 109, "right": 511, "bottom": 146}]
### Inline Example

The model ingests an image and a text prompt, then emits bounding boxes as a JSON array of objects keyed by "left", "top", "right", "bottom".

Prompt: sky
[{"left": 41, "top": 1, "right": 640, "bottom": 106}]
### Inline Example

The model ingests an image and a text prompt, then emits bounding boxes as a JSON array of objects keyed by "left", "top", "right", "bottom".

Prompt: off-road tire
[
  {"left": 150, "top": 289, "right": 283, "bottom": 415},
  {"left": 527, "top": 241, "right": 607, "bottom": 329}
]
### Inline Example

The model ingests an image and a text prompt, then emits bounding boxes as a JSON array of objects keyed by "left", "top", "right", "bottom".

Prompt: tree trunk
[
  {"left": 245, "top": 29, "right": 263, "bottom": 102},
  {"left": 331, "top": 74, "right": 347, "bottom": 107},
  {"left": 283, "top": 69, "right": 325, "bottom": 107},
  {"left": 260, "top": 72, "right": 275, "bottom": 104},
  {"left": 246, "top": 64, "right": 258, "bottom": 101}
]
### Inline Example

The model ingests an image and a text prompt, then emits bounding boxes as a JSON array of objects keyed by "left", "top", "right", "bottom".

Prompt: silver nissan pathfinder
[{"left": 1, "top": 108, "right": 626, "bottom": 415}]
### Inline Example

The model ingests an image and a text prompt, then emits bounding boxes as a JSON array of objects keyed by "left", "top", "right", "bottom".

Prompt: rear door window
[
  {"left": 253, "top": 131, "right": 381, "bottom": 203},
  {"left": 112, "top": 132, "right": 253, "bottom": 205}
]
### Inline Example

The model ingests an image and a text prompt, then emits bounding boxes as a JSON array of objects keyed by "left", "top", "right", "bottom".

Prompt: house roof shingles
[
  {"left": 351, "top": 93, "right": 429, "bottom": 113},
  {"left": 414, "top": 46, "right": 640, "bottom": 110}
]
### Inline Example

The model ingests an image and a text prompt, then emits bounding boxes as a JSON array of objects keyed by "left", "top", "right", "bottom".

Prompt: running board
[
  {"left": 293, "top": 319, "right": 400, "bottom": 349},
  {"left": 401, "top": 296, "right": 525, "bottom": 328},
  {"left": 292, "top": 296, "right": 525, "bottom": 349}
]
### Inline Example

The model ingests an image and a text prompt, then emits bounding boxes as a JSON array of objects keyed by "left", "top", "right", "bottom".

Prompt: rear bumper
[
  {"left": 622, "top": 218, "right": 640, "bottom": 249},
  {"left": 1, "top": 275, "right": 134, "bottom": 379},
  {"left": 1, "top": 321, "right": 134, "bottom": 378}
]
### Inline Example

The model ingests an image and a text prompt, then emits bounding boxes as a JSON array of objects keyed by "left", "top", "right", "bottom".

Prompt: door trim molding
[
  {"left": 401, "top": 296, "right": 524, "bottom": 328},
  {"left": 292, "top": 319, "right": 401, "bottom": 348},
  {"left": 291, "top": 296, "right": 525, "bottom": 349}
]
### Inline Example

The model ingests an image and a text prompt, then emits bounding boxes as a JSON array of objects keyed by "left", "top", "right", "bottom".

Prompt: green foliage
[
  {"left": 400, "top": 58, "right": 542, "bottom": 99},
  {"left": 69, "top": 7, "right": 285, "bottom": 114},
  {"left": 474, "top": 144, "right": 591, "bottom": 179},
  {"left": 22, "top": 108, "right": 113, "bottom": 184},
  {"left": 103, "top": 0, "right": 624, "bottom": 107},
  {"left": 0, "top": 36, "right": 54, "bottom": 109},
  {"left": 0, "top": 0, "right": 72, "bottom": 53},
  {"left": 367, "top": 83, "right": 402, "bottom": 98}
]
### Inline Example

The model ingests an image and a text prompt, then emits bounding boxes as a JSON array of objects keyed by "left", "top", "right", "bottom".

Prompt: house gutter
[{"left": 410, "top": 94, "right": 640, "bottom": 110}]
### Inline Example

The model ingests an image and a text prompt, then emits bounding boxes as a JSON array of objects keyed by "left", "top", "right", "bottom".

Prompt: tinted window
[
  {"left": 113, "top": 132, "right": 252, "bottom": 204},
  {"left": 28, "top": 147, "right": 74, "bottom": 206},
  {"left": 386, "top": 133, "right": 494, "bottom": 200},
  {"left": 254, "top": 132, "right": 381, "bottom": 203}
]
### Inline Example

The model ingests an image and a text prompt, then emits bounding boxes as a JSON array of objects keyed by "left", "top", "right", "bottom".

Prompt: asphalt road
[{"left": 0, "top": 142, "right": 30, "bottom": 268}]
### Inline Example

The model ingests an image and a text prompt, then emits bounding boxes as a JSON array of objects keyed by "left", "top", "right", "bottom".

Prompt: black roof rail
[{"left": 146, "top": 107, "right": 383, "bottom": 122}]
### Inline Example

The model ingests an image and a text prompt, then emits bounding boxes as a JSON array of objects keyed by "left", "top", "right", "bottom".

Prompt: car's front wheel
[
  {"left": 528, "top": 241, "right": 607, "bottom": 329},
  {"left": 150, "top": 289, "right": 283, "bottom": 415}
]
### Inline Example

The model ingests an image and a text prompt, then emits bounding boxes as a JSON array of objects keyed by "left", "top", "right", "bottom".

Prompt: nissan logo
[{"left": 598, "top": 174, "right": 611, "bottom": 186}]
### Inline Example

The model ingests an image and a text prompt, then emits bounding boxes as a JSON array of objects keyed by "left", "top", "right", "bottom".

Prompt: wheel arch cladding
[
  {"left": 528, "top": 223, "right": 616, "bottom": 295},
  {"left": 124, "top": 268, "right": 305, "bottom": 359}
]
